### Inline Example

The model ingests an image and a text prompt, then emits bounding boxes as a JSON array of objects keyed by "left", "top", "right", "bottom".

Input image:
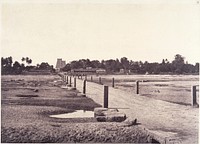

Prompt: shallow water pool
[{"left": 50, "top": 110, "right": 94, "bottom": 118}]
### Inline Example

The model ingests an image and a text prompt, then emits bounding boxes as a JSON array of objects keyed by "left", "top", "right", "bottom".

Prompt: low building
[
  {"left": 96, "top": 69, "right": 106, "bottom": 74},
  {"left": 22, "top": 70, "right": 52, "bottom": 75},
  {"left": 71, "top": 68, "right": 106, "bottom": 75},
  {"left": 71, "top": 68, "right": 96, "bottom": 75},
  {"left": 119, "top": 69, "right": 131, "bottom": 74},
  {"left": 119, "top": 69, "right": 125, "bottom": 74}
]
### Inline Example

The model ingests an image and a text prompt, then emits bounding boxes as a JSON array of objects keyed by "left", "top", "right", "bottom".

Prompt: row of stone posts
[
  {"left": 62, "top": 75, "right": 86, "bottom": 95},
  {"left": 73, "top": 75, "right": 114, "bottom": 87},
  {"left": 62, "top": 74, "right": 198, "bottom": 108},
  {"left": 62, "top": 75, "right": 140, "bottom": 108}
]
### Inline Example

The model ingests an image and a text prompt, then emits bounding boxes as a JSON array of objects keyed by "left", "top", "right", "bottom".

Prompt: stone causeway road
[{"left": 75, "top": 78, "right": 198, "bottom": 144}]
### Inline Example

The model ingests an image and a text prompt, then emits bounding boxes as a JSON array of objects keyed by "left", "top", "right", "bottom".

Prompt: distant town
[{"left": 1, "top": 54, "right": 199, "bottom": 75}]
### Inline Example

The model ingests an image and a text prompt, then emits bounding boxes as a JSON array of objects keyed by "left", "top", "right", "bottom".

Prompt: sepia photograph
[{"left": 1, "top": 0, "right": 199, "bottom": 143}]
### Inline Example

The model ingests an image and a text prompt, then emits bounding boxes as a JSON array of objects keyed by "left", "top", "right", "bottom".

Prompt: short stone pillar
[
  {"left": 66, "top": 76, "right": 68, "bottom": 84},
  {"left": 191, "top": 85, "right": 198, "bottom": 106},
  {"left": 104, "top": 86, "right": 108, "bottom": 108},
  {"left": 136, "top": 81, "right": 139, "bottom": 94},
  {"left": 83, "top": 80, "right": 86, "bottom": 94},
  {"left": 112, "top": 78, "right": 115, "bottom": 87},
  {"left": 69, "top": 76, "right": 72, "bottom": 87},
  {"left": 74, "top": 78, "right": 76, "bottom": 88},
  {"left": 64, "top": 75, "right": 66, "bottom": 82},
  {"left": 99, "top": 77, "right": 102, "bottom": 84}
]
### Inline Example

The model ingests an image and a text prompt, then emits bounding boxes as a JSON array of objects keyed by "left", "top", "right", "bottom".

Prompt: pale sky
[{"left": 1, "top": 0, "right": 200, "bottom": 67}]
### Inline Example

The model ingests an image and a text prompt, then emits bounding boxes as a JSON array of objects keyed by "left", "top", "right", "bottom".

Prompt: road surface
[{"left": 74, "top": 77, "right": 198, "bottom": 144}]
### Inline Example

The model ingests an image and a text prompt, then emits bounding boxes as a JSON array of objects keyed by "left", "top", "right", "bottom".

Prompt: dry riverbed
[
  {"left": 1, "top": 75, "right": 153, "bottom": 143},
  {"left": 87, "top": 75, "right": 199, "bottom": 105}
]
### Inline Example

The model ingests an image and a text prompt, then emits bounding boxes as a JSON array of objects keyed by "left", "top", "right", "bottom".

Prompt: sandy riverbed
[{"left": 1, "top": 75, "right": 152, "bottom": 143}]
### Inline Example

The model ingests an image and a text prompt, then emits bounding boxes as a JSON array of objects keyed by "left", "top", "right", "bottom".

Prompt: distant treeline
[
  {"left": 1, "top": 57, "right": 55, "bottom": 75},
  {"left": 1, "top": 54, "right": 199, "bottom": 75},
  {"left": 61, "top": 54, "right": 199, "bottom": 74}
]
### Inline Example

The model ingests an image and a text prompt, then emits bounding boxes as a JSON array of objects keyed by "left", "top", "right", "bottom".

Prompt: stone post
[
  {"left": 136, "top": 81, "right": 139, "bottom": 94},
  {"left": 104, "top": 86, "right": 109, "bottom": 108},
  {"left": 74, "top": 78, "right": 76, "bottom": 88},
  {"left": 191, "top": 85, "right": 197, "bottom": 106},
  {"left": 99, "top": 77, "right": 102, "bottom": 84},
  {"left": 83, "top": 80, "right": 86, "bottom": 94},
  {"left": 112, "top": 78, "right": 115, "bottom": 87}
]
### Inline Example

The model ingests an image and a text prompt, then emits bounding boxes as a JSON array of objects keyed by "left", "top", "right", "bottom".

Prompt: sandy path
[{"left": 75, "top": 78, "right": 198, "bottom": 144}]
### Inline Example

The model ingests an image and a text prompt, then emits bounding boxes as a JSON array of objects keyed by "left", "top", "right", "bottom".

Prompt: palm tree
[
  {"left": 25, "top": 57, "right": 32, "bottom": 65},
  {"left": 21, "top": 57, "right": 25, "bottom": 62}
]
